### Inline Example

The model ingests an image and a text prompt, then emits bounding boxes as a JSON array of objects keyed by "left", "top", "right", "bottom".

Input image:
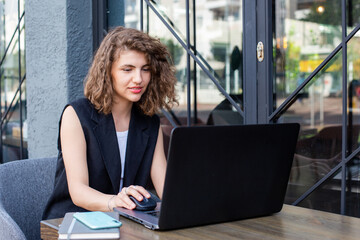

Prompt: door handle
[{"left": 257, "top": 41, "right": 264, "bottom": 62}]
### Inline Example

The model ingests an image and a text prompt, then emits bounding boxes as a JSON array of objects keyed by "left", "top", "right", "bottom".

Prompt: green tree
[{"left": 302, "top": 0, "right": 360, "bottom": 28}]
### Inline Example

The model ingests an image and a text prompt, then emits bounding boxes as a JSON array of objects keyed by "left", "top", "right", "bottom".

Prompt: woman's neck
[{"left": 111, "top": 101, "right": 133, "bottom": 132}]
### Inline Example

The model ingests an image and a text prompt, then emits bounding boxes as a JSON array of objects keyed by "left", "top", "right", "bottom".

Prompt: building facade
[{"left": 0, "top": 0, "right": 359, "bottom": 218}]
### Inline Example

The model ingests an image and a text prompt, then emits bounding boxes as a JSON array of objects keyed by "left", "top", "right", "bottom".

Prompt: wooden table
[{"left": 41, "top": 205, "right": 360, "bottom": 240}]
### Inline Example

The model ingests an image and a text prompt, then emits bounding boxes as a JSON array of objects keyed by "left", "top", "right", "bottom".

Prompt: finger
[
  {"left": 126, "top": 185, "right": 146, "bottom": 201},
  {"left": 122, "top": 197, "right": 137, "bottom": 209},
  {"left": 119, "top": 198, "right": 136, "bottom": 210},
  {"left": 132, "top": 185, "right": 151, "bottom": 199},
  {"left": 121, "top": 186, "right": 132, "bottom": 196},
  {"left": 116, "top": 192, "right": 136, "bottom": 209}
]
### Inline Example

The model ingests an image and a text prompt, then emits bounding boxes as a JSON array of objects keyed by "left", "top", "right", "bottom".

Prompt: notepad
[{"left": 58, "top": 212, "right": 120, "bottom": 240}]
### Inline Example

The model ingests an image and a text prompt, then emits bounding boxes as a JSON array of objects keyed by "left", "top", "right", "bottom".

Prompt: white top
[{"left": 116, "top": 130, "right": 128, "bottom": 191}]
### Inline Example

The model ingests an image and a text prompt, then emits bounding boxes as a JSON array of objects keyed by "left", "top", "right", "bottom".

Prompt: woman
[{"left": 42, "top": 27, "right": 177, "bottom": 220}]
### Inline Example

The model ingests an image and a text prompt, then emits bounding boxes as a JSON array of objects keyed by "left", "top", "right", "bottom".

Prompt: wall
[{"left": 25, "top": 0, "right": 92, "bottom": 158}]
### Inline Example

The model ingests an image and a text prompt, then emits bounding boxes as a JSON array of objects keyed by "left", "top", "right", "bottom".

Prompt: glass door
[{"left": 266, "top": 0, "right": 360, "bottom": 217}]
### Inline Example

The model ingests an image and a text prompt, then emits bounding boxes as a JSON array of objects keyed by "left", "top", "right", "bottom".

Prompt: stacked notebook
[{"left": 58, "top": 212, "right": 120, "bottom": 240}]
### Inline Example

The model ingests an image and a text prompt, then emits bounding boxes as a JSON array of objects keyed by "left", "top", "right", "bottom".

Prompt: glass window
[
  {"left": 273, "top": 0, "right": 360, "bottom": 217},
  {"left": 124, "top": 0, "right": 243, "bottom": 126},
  {"left": 0, "top": 0, "right": 26, "bottom": 163},
  {"left": 273, "top": 0, "right": 342, "bottom": 106},
  {"left": 345, "top": 157, "right": 360, "bottom": 217}
]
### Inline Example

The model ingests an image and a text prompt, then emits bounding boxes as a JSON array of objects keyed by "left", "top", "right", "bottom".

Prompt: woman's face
[{"left": 111, "top": 50, "right": 151, "bottom": 105}]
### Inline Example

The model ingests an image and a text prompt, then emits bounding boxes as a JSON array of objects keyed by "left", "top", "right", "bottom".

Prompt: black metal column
[
  {"left": 243, "top": 0, "right": 257, "bottom": 124},
  {"left": 186, "top": 0, "right": 191, "bottom": 126},
  {"left": 340, "top": 0, "right": 348, "bottom": 215}
]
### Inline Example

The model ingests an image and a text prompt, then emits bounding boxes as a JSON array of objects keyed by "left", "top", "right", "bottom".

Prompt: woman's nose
[{"left": 133, "top": 70, "right": 142, "bottom": 84}]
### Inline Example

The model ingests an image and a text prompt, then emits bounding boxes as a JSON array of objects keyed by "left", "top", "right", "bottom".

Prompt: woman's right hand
[{"left": 108, "top": 185, "right": 151, "bottom": 210}]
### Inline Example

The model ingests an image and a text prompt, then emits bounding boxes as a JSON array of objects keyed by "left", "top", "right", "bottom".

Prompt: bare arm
[
  {"left": 150, "top": 125, "right": 167, "bottom": 199},
  {"left": 61, "top": 106, "right": 115, "bottom": 212}
]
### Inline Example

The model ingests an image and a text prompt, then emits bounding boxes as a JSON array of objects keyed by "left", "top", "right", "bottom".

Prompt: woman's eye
[
  {"left": 122, "top": 68, "right": 132, "bottom": 72},
  {"left": 142, "top": 68, "right": 150, "bottom": 72}
]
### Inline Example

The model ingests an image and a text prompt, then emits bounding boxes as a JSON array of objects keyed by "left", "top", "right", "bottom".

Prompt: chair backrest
[{"left": 0, "top": 157, "right": 57, "bottom": 240}]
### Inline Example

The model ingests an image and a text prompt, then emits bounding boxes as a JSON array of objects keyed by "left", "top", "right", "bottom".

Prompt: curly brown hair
[{"left": 84, "top": 26, "right": 177, "bottom": 116}]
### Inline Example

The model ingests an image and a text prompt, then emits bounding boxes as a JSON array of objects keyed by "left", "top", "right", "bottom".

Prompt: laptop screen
[{"left": 158, "top": 123, "right": 299, "bottom": 230}]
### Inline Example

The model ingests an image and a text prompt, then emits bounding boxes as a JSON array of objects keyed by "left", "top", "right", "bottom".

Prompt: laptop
[{"left": 114, "top": 123, "right": 300, "bottom": 230}]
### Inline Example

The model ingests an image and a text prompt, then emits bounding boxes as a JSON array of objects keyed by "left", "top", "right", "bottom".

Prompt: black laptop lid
[{"left": 158, "top": 123, "right": 300, "bottom": 230}]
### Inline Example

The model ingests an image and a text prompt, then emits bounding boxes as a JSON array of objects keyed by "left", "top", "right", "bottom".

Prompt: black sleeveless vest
[{"left": 42, "top": 98, "right": 159, "bottom": 220}]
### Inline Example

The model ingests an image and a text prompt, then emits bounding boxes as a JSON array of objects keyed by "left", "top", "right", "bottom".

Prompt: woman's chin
[
  {"left": 129, "top": 95, "right": 143, "bottom": 103},
  {"left": 113, "top": 95, "right": 142, "bottom": 105}
]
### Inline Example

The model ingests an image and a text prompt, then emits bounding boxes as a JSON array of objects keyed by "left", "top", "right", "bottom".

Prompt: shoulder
[
  {"left": 59, "top": 98, "right": 99, "bottom": 130},
  {"left": 67, "top": 98, "right": 95, "bottom": 119},
  {"left": 69, "top": 98, "right": 93, "bottom": 111}
]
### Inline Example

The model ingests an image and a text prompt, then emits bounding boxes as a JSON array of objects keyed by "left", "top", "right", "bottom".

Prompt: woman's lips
[{"left": 129, "top": 87, "right": 142, "bottom": 93}]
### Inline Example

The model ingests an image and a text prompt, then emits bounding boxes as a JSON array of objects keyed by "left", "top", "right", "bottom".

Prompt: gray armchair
[{"left": 0, "top": 157, "right": 57, "bottom": 240}]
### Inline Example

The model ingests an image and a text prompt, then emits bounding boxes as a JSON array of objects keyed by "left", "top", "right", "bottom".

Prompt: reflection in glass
[
  {"left": 2, "top": 82, "right": 27, "bottom": 162},
  {"left": 296, "top": 168, "right": 342, "bottom": 215},
  {"left": 146, "top": 9, "right": 189, "bottom": 124},
  {"left": 273, "top": 0, "right": 342, "bottom": 106},
  {"left": 1, "top": 24, "right": 25, "bottom": 117},
  {"left": 346, "top": 157, "right": 360, "bottom": 217},
  {"left": 1, "top": 47, "right": 19, "bottom": 116},
  {"left": 345, "top": 32, "right": 360, "bottom": 217},
  {"left": 348, "top": 0, "right": 360, "bottom": 35},
  {"left": 294, "top": 155, "right": 360, "bottom": 218},
  {"left": 347, "top": 31, "right": 360, "bottom": 155},
  {"left": 279, "top": 50, "right": 343, "bottom": 203},
  {"left": 195, "top": 1, "right": 243, "bottom": 125},
  {"left": 123, "top": 0, "right": 139, "bottom": 29},
  {"left": 124, "top": 0, "right": 243, "bottom": 126},
  {"left": 274, "top": 2, "right": 360, "bottom": 216},
  {"left": 195, "top": 67, "right": 243, "bottom": 125},
  {"left": 0, "top": 0, "right": 26, "bottom": 162},
  {"left": 297, "top": 0, "right": 360, "bottom": 36}
]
